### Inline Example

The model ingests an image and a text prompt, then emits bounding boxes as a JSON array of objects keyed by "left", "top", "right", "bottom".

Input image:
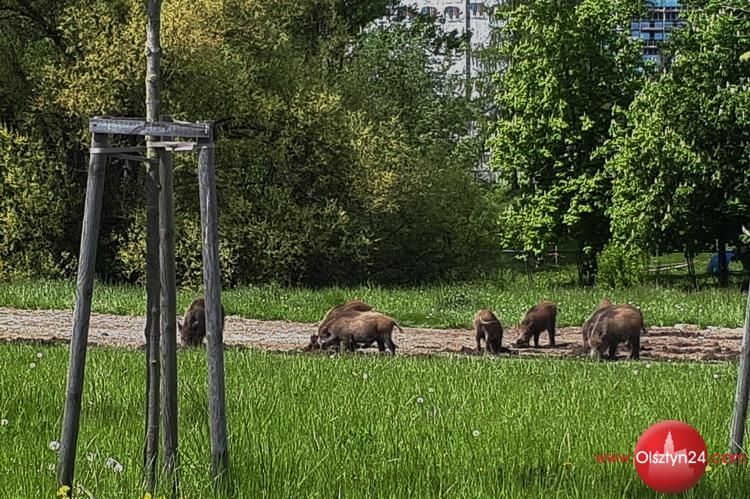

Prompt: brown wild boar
[
  {"left": 474, "top": 309, "right": 504, "bottom": 353},
  {"left": 318, "top": 299, "right": 372, "bottom": 336},
  {"left": 581, "top": 299, "right": 612, "bottom": 345},
  {"left": 178, "top": 298, "right": 226, "bottom": 347},
  {"left": 317, "top": 311, "right": 401, "bottom": 354},
  {"left": 586, "top": 304, "right": 646, "bottom": 361},
  {"left": 514, "top": 300, "right": 557, "bottom": 348}
]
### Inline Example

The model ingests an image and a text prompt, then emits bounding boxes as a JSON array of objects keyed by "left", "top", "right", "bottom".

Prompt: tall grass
[
  {"left": 0, "top": 345, "right": 746, "bottom": 497},
  {"left": 0, "top": 276, "right": 745, "bottom": 328}
]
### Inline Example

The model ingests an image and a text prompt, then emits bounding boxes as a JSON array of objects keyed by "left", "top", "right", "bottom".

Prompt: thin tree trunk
[{"left": 144, "top": 0, "right": 162, "bottom": 492}]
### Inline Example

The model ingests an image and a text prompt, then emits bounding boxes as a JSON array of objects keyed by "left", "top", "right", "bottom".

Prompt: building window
[
  {"left": 420, "top": 6, "right": 438, "bottom": 17},
  {"left": 469, "top": 3, "right": 486, "bottom": 18},
  {"left": 444, "top": 6, "right": 462, "bottom": 21}
]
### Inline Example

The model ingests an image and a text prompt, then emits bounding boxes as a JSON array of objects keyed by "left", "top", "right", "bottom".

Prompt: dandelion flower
[
  {"left": 633, "top": 370, "right": 639, "bottom": 375},
  {"left": 428, "top": 387, "right": 435, "bottom": 393},
  {"left": 48, "top": 440, "right": 61, "bottom": 452},
  {"left": 106, "top": 457, "right": 123, "bottom": 472},
  {"left": 713, "top": 373, "right": 720, "bottom": 380},
  {"left": 142, "top": 492, "right": 153, "bottom": 499},
  {"left": 56, "top": 485, "right": 70, "bottom": 498},
  {"left": 416, "top": 397, "right": 424, "bottom": 404},
  {"left": 30, "top": 362, "right": 37, "bottom": 369},
  {"left": 472, "top": 430, "right": 481, "bottom": 437},
  {"left": 362, "top": 373, "right": 369, "bottom": 380},
  {"left": 36, "top": 352, "right": 43, "bottom": 359},
  {"left": 0, "top": 418, "right": 8, "bottom": 426}
]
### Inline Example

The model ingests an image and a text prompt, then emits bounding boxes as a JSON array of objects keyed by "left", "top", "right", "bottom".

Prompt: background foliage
[
  {"left": 0, "top": 0, "right": 498, "bottom": 286},
  {"left": 0, "top": 0, "right": 748, "bottom": 289}
]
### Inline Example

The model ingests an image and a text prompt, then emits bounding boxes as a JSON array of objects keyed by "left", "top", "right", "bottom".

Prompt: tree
[
  {"left": 488, "top": 0, "right": 648, "bottom": 284},
  {"left": 0, "top": 0, "right": 494, "bottom": 286},
  {"left": 605, "top": 0, "right": 750, "bottom": 287}
]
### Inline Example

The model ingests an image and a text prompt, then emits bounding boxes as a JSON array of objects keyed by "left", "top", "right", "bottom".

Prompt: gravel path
[{"left": 0, "top": 307, "right": 743, "bottom": 361}]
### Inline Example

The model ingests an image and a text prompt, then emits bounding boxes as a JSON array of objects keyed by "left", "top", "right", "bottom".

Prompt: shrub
[{"left": 596, "top": 243, "right": 648, "bottom": 288}]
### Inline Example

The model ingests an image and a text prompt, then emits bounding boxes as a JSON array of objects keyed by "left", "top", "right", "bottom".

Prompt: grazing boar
[
  {"left": 317, "top": 311, "right": 401, "bottom": 354},
  {"left": 586, "top": 303, "right": 646, "bottom": 361},
  {"left": 514, "top": 300, "right": 557, "bottom": 348},
  {"left": 581, "top": 299, "right": 612, "bottom": 345},
  {"left": 318, "top": 299, "right": 372, "bottom": 337},
  {"left": 474, "top": 309, "right": 504, "bottom": 354},
  {"left": 178, "top": 298, "right": 226, "bottom": 347}
]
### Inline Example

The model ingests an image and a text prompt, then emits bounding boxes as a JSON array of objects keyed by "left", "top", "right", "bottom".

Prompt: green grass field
[
  {"left": 0, "top": 277, "right": 745, "bottom": 328},
  {"left": 0, "top": 344, "right": 747, "bottom": 498}
]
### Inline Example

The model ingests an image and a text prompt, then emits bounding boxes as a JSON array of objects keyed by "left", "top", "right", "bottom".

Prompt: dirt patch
[{"left": 0, "top": 307, "right": 743, "bottom": 362}]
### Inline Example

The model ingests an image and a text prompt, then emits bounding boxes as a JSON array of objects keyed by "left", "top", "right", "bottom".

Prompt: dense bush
[
  {"left": 0, "top": 1, "right": 499, "bottom": 286},
  {"left": 595, "top": 243, "right": 648, "bottom": 289},
  {"left": 0, "top": 128, "right": 77, "bottom": 279}
]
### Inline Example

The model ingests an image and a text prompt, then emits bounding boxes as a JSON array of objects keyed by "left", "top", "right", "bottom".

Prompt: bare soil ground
[{"left": 0, "top": 307, "right": 742, "bottom": 362}]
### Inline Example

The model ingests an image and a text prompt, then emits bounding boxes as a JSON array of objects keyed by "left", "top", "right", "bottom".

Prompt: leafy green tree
[
  {"left": 488, "top": 0, "right": 648, "bottom": 284},
  {"left": 605, "top": 0, "right": 750, "bottom": 287},
  {"left": 0, "top": 0, "right": 491, "bottom": 285}
]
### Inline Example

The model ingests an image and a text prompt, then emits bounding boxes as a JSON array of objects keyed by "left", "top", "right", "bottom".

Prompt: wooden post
[
  {"left": 730, "top": 287, "right": 750, "bottom": 454},
  {"left": 144, "top": 0, "right": 163, "bottom": 492},
  {"left": 57, "top": 132, "right": 108, "bottom": 489},
  {"left": 159, "top": 133, "right": 179, "bottom": 495},
  {"left": 197, "top": 127, "right": 230, "bottom": 487}
]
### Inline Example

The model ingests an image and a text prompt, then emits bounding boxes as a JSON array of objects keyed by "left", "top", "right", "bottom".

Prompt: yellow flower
[{"left": 56, "top": 485, "right": 71, "bottom": 498}]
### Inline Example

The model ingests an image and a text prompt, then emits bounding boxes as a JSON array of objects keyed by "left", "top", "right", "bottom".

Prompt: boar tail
[{"left": 394, "top": 322, "right": 405, "bottom": 335}]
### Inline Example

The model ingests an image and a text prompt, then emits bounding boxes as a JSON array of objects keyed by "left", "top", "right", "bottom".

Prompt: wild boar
[
  {"left": 178, "top": 297, "right": 226, "bottom": 347},
  {"left": 586, "top": 303, "right": 646, "bottom": 361},
  {"left": 318, "top": 299, "right": 373, "bottom": 336},
  {"left": 474, "top": 309, "right": 504, "bottom": 353},
  {"left": 514, "top": 300, "right": 557, "bottom": 348},
  {"left": 317, "top": 311, "right": 401, "bottom": 354},
  {"left": 581, "top": 299, "right": 612, "bottom": 345}
]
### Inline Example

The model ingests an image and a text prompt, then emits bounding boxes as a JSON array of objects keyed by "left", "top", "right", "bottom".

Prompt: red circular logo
[{"left": 633, "top": 420, "right": 708, "bottom": 494}]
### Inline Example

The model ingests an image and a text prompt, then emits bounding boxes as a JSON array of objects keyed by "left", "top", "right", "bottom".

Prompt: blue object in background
[{"left": 707, "top": 251, "right": 735, "bottom": 274}]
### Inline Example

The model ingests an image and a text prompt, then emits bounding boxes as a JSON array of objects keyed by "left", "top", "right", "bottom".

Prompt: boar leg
[
  {"left": 339, "top": 336, "right": 355, "bottom": 353},
  {"left": 629, "top": 334, "right": 640, "bottom": 360},
  {"left": 384, "top": 337, "right": 397, "bottom": 355},
  {"left": 533, "top": 330, "right": 541, "bottom": 348},
  {"left": 489, "top": 337, "right": 501, "bottom": 354},
  {"left": 376, "top": 338, "right": 386, "bottom": 353},
  {"left": 476, "top": 331, "right": 483, "bottom": 352},
  {"left": 607, "top": 343, "right": 618, "bottom": 361},
  {"left": 548, "top": 320, "right": 556, "bottom": 347}
]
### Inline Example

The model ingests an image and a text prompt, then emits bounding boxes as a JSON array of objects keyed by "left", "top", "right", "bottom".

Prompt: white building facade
[{"left": 394, "top": 1, "right": 504, "bottom": 77}]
